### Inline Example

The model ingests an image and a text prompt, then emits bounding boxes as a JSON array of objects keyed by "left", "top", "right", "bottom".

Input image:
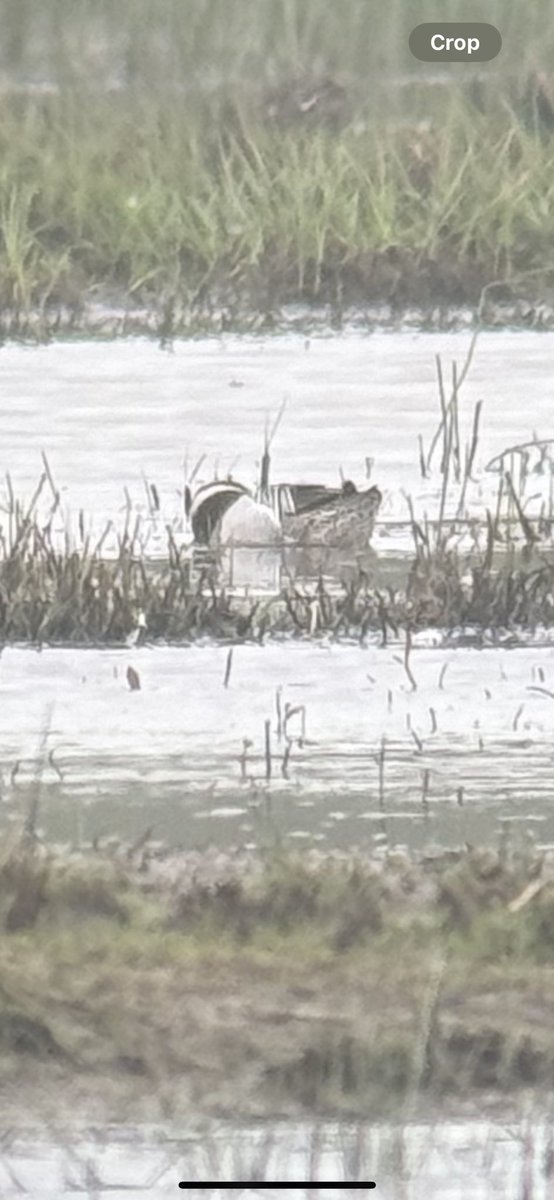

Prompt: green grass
[
  {"left": 0, "top": 1, "right": 553, "bottom": 325},
  {"left": 1, "top": 91, "right": 553, "bottom": 320}
]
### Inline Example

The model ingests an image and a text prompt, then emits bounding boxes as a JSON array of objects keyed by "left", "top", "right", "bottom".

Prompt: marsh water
[
  {"left": 3, "top": 1116, "right": 552, "bottom": 1198},
  {"left": 1, "top": 330, "right": 554, "bottom": 851},
  {"left": 3, "top": 639, "right": 554, "bottom": 852},
  {"left": 2, "top": 328, "right": 554, "bottom": 552}
]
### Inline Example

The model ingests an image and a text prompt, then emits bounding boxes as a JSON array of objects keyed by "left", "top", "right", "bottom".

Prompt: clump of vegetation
[
  {"left": 168, "top": 854, "right": 385, "bottom": 948},
  {"left": 1, "top": 463, "right": 554, "bottom": 643}
]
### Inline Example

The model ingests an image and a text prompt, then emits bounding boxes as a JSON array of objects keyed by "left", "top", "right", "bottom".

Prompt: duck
[{"left": 282, "top": 479, "right": 382, "bottom": 550}]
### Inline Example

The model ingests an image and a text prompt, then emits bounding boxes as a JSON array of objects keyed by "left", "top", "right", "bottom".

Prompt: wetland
[{"left": 2, "top": 1, "right": 554, "bottom": 1193}]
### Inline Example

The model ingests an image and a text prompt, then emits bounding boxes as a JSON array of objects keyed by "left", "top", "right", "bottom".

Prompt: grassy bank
[
  {"left": 2, "top": 88, "right": 554, "bottom": 331},
  {"left": 0, "top": 828, "right": 553, "bottom": 1121},
  {"left": 0, "top": 1, "right": 554, "bottom": 329}
]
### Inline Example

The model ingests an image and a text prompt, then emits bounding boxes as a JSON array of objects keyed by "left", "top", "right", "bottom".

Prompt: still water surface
[
  {"left": 0, "top": 329, "right": 552, "bottom": 550},
  {"left": 1, "top": 640, "right": 554, "bottom": 850}
]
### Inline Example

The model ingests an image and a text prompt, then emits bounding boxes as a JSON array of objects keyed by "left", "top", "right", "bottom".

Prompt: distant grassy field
[{"left": 1, "top": 0, "right": 554, "bottom": 327}]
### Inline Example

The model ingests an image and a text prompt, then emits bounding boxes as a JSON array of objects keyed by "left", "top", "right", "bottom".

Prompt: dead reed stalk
[{"left": 378, "top": 736, "right": 386, "bottom": 810}]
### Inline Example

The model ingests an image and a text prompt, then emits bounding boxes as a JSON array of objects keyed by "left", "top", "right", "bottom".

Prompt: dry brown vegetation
[{"left": 0, "top": 482, "right": 553, "bottom": 644}]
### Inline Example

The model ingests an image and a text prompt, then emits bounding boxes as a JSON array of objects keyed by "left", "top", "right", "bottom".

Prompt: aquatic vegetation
[
  {"left": 0, "top": 335, "right": 552, "bottom": 646},
  {"left": 1, "top": 457, "right": 554, "bottom": 643}
]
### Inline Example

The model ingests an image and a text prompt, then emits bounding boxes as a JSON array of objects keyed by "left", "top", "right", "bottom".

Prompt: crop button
[{"left": 409, "top": 23, "right": 502, "bottom": 63}]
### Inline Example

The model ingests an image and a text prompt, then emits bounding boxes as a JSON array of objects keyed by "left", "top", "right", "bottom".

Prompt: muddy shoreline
[
  {"left": 2, "top": 295, "right": 554, "bottom": 341},
  {"left": 1, "top": 837, "right": 553, "bottom": 1125}
]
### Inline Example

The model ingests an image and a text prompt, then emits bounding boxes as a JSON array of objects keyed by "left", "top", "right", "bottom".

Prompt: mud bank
[{"left": 2, "top": 296, "right": 554, "bottom": 341}]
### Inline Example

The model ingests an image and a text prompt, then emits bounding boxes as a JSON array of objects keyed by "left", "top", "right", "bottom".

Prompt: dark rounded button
[{"left": 409, "top": 23, "right": 502, "bottom": 63}]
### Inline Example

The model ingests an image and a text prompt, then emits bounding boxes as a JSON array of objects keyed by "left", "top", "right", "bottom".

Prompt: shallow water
[
  {"left": 2, "top": 640, "right": 554, "bottom": 851},
  {"left": 1, "top": 1118, "right": 551, "bottom": 1199},
  {"left": 1, "top": 329, "right": 553, "bottom": 556}
]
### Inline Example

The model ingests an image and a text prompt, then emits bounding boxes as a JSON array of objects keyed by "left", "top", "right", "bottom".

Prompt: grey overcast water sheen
[{"left": 1, "top": 330, "right": 552, "bottom": 526}]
